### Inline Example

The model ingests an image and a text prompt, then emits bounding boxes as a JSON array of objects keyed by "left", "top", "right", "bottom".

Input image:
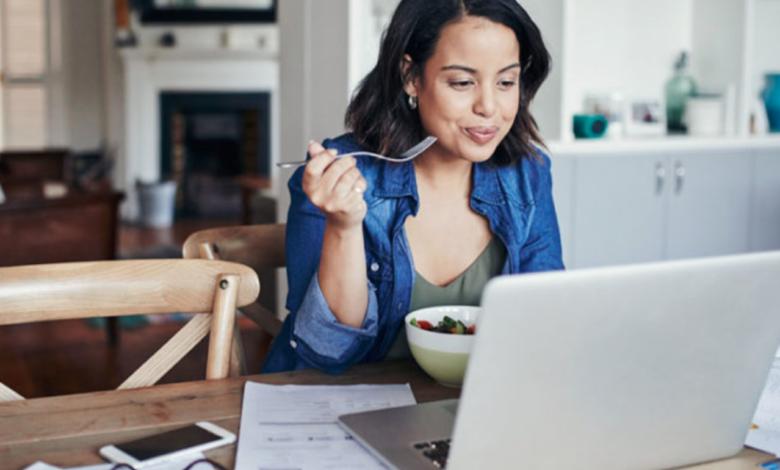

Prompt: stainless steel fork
[{"left": 276, "top": 136, "right": 438, "bottom": 169}]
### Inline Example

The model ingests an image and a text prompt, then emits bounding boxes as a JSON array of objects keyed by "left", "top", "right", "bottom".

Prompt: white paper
[
  {"left": 234, "top": 382, "right": 417, "bottom": 470},
  {"left": 746, "top": 358, "right": 780, "bottom": 456},
  {"left": 253, "top": 383, "right": 417, "bottom": 424},
  {"left": 24, "top": 453, "right": 205, "bottom": 470},
  {"left": 22, "top": 464, "right": 61, "bottom": 470}
]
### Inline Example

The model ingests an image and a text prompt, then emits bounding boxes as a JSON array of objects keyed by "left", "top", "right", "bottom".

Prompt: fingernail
[
  {"left": 308, "top": 140, "right": 324, "bottom": 153},
  {"left": 355, "top": 187, "right": 364, "bottom": 194},
  {"left": 328, "top": 149, "right": 339, "bottom": 156}
]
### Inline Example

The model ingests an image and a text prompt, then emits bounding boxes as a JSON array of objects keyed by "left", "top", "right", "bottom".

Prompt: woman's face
[{"left": 406, "top": 16, "right": 521, "bottom": 163}]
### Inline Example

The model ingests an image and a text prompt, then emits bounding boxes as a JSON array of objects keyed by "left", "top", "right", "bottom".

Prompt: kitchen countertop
[{"left": 547, "top": 134, "right": 780, "bottom": 155}]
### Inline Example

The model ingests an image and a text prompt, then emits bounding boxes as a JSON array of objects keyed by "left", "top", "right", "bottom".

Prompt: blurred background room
[{"left": 0, "top": 0, "right": 779, "bottom": 396}]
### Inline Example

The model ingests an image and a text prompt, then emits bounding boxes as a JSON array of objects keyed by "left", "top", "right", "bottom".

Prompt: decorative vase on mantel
[
  {"left": 115, "top": 0, "right": 137, "bottom": 47},
  {"left": 763, "top": 73, "right": 780, "bottom": 133}
]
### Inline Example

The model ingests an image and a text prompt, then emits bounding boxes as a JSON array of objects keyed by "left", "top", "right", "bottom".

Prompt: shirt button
[
  {"left": 290, "top": 340, "right": 298, "bottom": 349},
  {"left": 397, "top": 303, "right": 403, "bottom": 311},
  {"left": 370, "top": 262, "right": 380, "bottom": 272}
]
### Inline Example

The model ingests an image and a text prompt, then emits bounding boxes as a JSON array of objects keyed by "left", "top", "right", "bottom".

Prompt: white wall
[
  {"left": 751, "top": 0, "right": 780, "bottom": 121},
  {"left": 348, "top": 0, "right": 377, "bottom": 96},
  {"left": 691, "top": 0, "right": 748, "bottom": 136},
  {"left": 561, "top": 0, "right": 693, "bottom": 140},
  {"left": 102, "top": 0, "right": 125, "bottom": 183},
  {"left": 348, "top": 0, "right": 401, "bottom": 96},
  {"left": 522, "top": 0, "right": 565, "bottom": 142},
  {"left": 277, "top": 0, "right": 352, "bottom": 226},
  {"left": 60, "top": 0, "right": 105, "bottom": 152},
  {"left": 753, "top": 0, "right": 780, "bottom": 78}
]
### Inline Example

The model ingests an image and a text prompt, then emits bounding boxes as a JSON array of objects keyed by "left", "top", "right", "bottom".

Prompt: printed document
[
  {"left": 234, "top": 382, "right": 416, "bottom": 470},
  {"left": 22, "top": 454, "right": 205, "bottom": 470},
  {"left": 746, "top": 357, "right": 780, "bottom": 456}
]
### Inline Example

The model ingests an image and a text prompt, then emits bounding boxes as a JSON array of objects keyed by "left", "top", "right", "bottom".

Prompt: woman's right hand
[{"left": 302, "top": 141, "right": 368, "bottom": 230}]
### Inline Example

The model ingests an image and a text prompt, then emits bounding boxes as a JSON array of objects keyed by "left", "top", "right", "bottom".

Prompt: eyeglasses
[{"left": 110, "top": 458, "right": 227, "bottom": 470}]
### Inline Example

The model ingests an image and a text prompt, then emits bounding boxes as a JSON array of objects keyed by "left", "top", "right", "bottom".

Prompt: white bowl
[{"left": 404, "top": 306, "right": 480, "bottom": 387}]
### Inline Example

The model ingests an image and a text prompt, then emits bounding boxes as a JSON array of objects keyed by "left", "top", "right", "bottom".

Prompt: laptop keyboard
[{"left": 414, "top": 439, "right": 452, "bottom": 468}]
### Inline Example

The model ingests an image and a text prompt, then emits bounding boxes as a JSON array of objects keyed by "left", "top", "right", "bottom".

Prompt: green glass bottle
[{"left": 665, "top": 52, "right": 697, "bottom": 133}]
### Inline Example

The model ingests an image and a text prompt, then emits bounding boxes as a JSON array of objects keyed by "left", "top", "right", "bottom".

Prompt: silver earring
[{"left": 408, "top": 95, "right": 418, "bottom": 110}]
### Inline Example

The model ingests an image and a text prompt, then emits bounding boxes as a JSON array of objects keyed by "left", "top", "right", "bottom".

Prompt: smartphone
[{"left": 99, "top": 421, "right": 236, "bottom": 468}]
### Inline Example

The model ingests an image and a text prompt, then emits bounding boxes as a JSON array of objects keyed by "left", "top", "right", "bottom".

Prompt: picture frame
[
  {"left": 583, "top": 92, "right": 625, "bottom": 139},
  {"left": 624, "top": 98, "right": 667, "bottom": 137},
  {"left": 136, "top": 0, "right": 277, "bottom": 25}
]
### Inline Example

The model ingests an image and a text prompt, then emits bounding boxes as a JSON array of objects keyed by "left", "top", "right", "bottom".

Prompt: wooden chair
[
  {"left": 182, "top": 223, "right": 285, "bottom": 376},
  {"left": 0, "top": 259, "right": 260, "bottom": 402}
]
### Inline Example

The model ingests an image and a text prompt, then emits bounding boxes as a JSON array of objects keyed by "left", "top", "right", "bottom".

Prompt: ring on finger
[{"left": 354, "top": 178, "right": 368, "bottom": 194}]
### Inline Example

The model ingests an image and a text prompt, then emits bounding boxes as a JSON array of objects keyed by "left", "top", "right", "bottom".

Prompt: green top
[{"left": 385, "top": 237, "right": 507, "bottom": 360}]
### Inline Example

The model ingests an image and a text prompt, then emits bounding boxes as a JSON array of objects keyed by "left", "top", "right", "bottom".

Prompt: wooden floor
[
  {"left": 118, "top": 218, "right": 242, "bottom": 257},
  {"left": 0, "top": 218, "right": 275, "bottom": 399}
]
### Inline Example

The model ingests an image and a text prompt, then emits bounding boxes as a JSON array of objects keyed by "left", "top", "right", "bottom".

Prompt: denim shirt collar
[
  {"left": 368, "top": 160, "right": 511, "bottom": 207},
  {"left": 472, "top": 162, "right": 511, "bottom": 206},
  {"left": 370, "top": 161, "right": 417, "bottom": 200}
]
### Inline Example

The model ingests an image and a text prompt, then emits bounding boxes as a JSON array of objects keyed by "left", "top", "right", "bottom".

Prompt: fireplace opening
[{"left": 160, "top": 91, "right": 270, "bottom": 218}]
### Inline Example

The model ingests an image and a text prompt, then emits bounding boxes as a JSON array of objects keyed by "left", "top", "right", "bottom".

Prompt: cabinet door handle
[
  {"left": 674, "top": 161, "right": 686, "bottom": 194},
  {"left": 655, "top": 163, "right": 666, "bottom": 195}
]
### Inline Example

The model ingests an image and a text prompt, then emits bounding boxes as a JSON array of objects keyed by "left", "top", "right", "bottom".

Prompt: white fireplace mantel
[{"left": 119, "top": 47, "right": 280, "bottom": 221}]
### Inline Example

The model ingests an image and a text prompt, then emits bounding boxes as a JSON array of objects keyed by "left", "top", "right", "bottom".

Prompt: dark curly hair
[{"left": 345, "top": 0, "right": 551, "bottom": 166}]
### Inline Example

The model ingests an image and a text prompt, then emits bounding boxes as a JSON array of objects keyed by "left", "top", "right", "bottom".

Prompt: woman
[{"left": 263, "top": 0, "right": 563, "bottom": 374}]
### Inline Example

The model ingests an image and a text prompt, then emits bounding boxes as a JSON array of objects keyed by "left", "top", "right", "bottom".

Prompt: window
[{"left": 0, "top": 0, "right": 49, "bottom": 148}]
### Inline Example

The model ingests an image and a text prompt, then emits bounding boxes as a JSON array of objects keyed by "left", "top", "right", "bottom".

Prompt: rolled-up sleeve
[
  {"left": 291, "top": 272, "right": 379, "bottom": 369},
  {"left": 282, "top": 142, "right": 381, "bottom": 374}
]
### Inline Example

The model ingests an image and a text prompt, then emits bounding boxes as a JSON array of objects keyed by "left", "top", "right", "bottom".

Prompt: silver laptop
[{"left": 338, "top": 251, "right": 780, "bottom": 470}]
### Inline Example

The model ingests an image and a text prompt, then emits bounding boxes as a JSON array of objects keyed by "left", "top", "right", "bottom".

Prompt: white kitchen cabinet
[
  {"left": 666, "top": 150, "right": 753, "bottom": 260},
  {"left": 570, "top": 153, "right": 666, "bottom": 268},
  {"left": 751, "top": 149, "right": 780, "bottom": 252},
  {"left": 568, "top": 148, "right": 756, "bottom": 269}
]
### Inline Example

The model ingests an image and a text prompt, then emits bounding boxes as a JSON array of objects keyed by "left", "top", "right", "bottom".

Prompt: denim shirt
[{"left": 262, "top": 134, "right": 564, "bottom": 374}]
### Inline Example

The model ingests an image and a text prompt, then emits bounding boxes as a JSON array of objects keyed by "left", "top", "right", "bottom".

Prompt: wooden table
[{"left": 0, "top": 361, "right": 772, "bottom": 470}]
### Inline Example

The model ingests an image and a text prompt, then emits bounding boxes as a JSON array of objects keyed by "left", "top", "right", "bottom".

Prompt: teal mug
[{"left": 573, "top": 114, "right": 608, "bottom": 139}]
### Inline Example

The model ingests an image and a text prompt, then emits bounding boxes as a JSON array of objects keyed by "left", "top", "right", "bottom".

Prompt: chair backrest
[
  {"left": 182, "top": 224, "right": 285, "bottom": 337},
  {"left": 0, "top": 259, "right": 260, "bottom": 402}
]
